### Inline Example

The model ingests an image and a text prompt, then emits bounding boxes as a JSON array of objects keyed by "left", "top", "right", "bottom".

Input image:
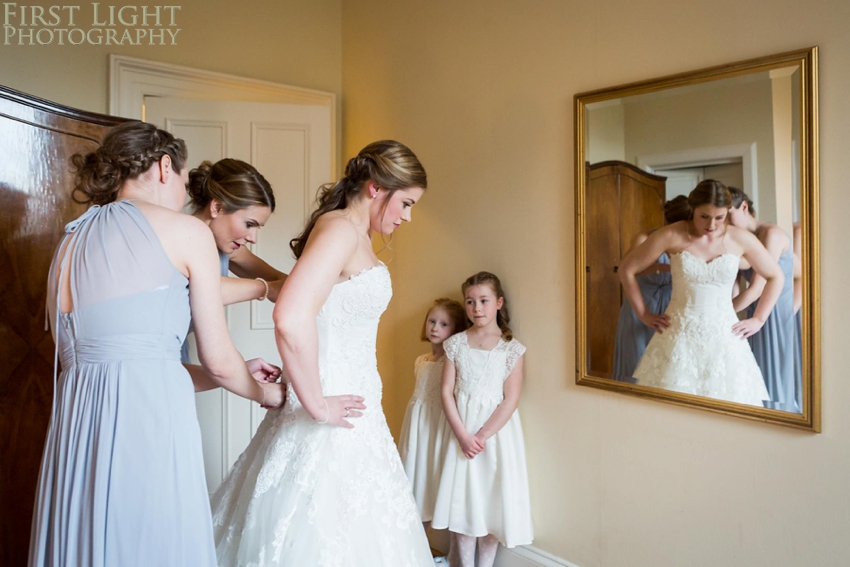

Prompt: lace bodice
[
  {"left": 667, "top": 251, "right": 739, "bottom": 313},
  {"left": 444, "top": 333, "right": 526, "bottom": 406},
  {"left": 411, "top": 355, "right": 444, "bottom": 404},
  {"left": 306, "top": 263, "right": 392, "bottom": 404}
]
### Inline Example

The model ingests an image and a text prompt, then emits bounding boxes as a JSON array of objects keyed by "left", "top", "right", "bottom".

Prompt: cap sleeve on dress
[
  {"left": 443, "top": 333, "right": 462, "bottom": 363},
  {"left": 505, "top": 339, "right": 526, "bottom": 374}
]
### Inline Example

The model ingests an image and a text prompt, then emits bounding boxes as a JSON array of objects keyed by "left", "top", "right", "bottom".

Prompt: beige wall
[
  {"left": 0, "top": 0, "right": 342, "bottom": 114},
  {"left": 342, "top": 1, "right": 849, "bottom": 566},
  {"left": 623, "top": 78, "right": 777, "bottom": 221},
  {"left": 587, "top": 102, "right": 626, "bottom": 163}
]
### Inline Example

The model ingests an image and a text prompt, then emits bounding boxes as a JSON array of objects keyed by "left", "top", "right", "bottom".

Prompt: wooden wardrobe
[
  {"left": 585, "top": 161, "right": 666, "bottom": 378},
  {"left": 0, "top": 85, "right": 126, "bottom": 566}
]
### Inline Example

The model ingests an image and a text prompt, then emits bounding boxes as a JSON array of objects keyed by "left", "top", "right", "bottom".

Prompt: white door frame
[
  {"left": 114, "top": 56, "right": 336, "bottom": 490},
  {"left": 636, "top": 142, "right": 758, "bottom": 203},
  {"left": 108, "top": 54, "right": 339, "bottom": 178}
]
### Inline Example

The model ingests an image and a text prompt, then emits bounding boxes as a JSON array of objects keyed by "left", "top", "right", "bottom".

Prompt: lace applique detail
[
  {"left": 443, "top": 333, "right": 461, "bottom": 362},
  {"left": 209, "top": 264, "right": 433, "bottom": 566},
  {"left": 504, "top": 339, "right": 526, "bottom": 374},
  {"left": 451, "top": 334, "right": 526, "bottom": 406},
  {"left": 410, "top": 356, "right": 444, "bottom": 405},
  {"left": 633, "top": 251, "right": 769, "bottom": 405}
]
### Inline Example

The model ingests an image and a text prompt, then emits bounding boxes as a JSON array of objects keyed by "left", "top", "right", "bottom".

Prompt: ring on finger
[{"left": 344, "top": 407, "right": 350, "bottom": 417}]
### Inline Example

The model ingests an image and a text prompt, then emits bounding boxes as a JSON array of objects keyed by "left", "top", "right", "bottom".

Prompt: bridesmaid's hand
[
  {"left": 640, "top": 312, "right": 670, "bottom": 333},
  {"left": 247, "top": 357, "right": 281, "bottom": 383},
  {"left": 459, "top": 432, "right": 484, "bottom": 459},
  {"left": 266, "top": 279, "right": 285, "bottom": 303},
  {"left": 732, "top": 317, "right": 764, "bottom": 339},
  {"left": 260, "top": 382, "right": 287, "bottom": 409}
]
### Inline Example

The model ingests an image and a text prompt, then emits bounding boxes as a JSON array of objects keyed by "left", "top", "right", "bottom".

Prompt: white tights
[{"left": 450, "top": 532, "right": 499, "bottom": 567}]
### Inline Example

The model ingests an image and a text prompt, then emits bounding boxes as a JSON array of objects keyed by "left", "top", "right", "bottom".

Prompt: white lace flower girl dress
[
  {"left": 633, "top": 251, "right": 769, "bottom": 405},
  {"left": 398, "top": 355, "right": 448, "bottom": 522},
  {"left": 431, "top": 332, "right": 533, "bottom": 548},
  {"left": 209, "top": 264, "right": 434, "bottom": 567}
]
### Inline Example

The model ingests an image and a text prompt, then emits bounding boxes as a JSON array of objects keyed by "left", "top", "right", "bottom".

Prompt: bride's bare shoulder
[
  {"left": 656, "top": 221, "right": 690, "bottom": 243},
  {"left": 311, "top": 211, "right": 358, "bottom": 239}
]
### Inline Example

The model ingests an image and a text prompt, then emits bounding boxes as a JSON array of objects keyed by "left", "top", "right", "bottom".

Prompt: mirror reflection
[{"left": 584, "top": 65, "right": 803, "bottom": 413}]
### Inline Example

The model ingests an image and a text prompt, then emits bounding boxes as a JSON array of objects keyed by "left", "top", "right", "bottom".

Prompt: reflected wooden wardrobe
[
  {"left": 0, "top": 85, "right": 125, "bottom": 566},
  {"left": 585, "top": 161, "right": 665, "bottom": 378}
]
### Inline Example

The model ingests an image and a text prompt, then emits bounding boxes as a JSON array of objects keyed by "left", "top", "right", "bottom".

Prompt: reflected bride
[{"left": 619, "top": 180, "right": 783, "bottom": 406}]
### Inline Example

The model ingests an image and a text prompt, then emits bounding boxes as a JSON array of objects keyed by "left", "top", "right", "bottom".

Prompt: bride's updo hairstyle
[
  {"left": 687, "top": 179, "right": 732, "bottom": 219},
  {"left": 187, "top": 159, "right": 275, "bottom": 214},
  {"left": 727, "top": 186, "right": 756, "bottom": 217},
  {"left": 71, "top": 121, "right": 187, "bottom": 206},
  {"left": 462, "top": 271, "right": 514, "bottom": 341},
  {"left": 289, "top": 140, "right": 427, "bottom": 259}
]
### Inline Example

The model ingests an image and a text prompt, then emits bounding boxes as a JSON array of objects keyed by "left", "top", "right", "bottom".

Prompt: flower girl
[
  {"left": 399, "top": 298, "right": 467, "bottom": 522},
  {"left": 432, "top": 272, "right": 533, "bottom": 567}
]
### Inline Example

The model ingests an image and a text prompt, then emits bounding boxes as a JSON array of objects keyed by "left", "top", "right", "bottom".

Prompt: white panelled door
[{"left": 145, "top": 97, "right": 332, "bottom": 492}]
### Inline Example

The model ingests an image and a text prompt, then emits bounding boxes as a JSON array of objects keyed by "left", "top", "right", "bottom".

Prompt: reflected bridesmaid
[{"left": 728, "top": 187, "right": 800, "bottom": 412}]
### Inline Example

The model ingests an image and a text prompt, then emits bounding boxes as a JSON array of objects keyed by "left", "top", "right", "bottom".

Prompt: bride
[
  {"left": 619, "top": 180, "right": 784, "bottom": 406},
  {"left": 210, "top": 141, "right": 435, "bottom": 566}
]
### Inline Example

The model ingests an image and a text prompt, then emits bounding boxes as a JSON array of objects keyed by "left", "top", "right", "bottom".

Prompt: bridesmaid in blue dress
[
  {"left": 728, "top": 187, "right": 799, "bottom": 412},
  {"left": 180, "top": 159, "right": 288, "bottom": 364},
  {"left": 29, "top": 122, "right": 286, "bottom": 567},
  {"left": 612, "top": 196, "right": 690, "bottom": 382}
]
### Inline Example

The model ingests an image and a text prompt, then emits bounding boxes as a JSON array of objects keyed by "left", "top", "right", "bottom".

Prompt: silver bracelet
[
  {"left": 256, "top": 277, "right": 269, "bottom": 301},
  {"left": 317, "top": 399, "right": 329, "bottom": 424}
]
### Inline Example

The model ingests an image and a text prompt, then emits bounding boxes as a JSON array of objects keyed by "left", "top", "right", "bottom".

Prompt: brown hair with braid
[
  {"left": 290, "top": 140, "right": 427, "bottom": 259},
  {"left": 462, "top": 271, "right": 514, "bottom": 341},
  {"left": 187, "top": 159, "right": 275, "bottom": 214},
  {"left": 420, "top": 298, "right": 468, "bottom": 342},
  {"left": 71, "top": 121, "right": 187, "bottom": 206}
]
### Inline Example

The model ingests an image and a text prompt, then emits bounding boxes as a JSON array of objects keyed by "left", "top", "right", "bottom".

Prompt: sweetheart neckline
[
  {"left": 337, "top": 262, "right": 387, "bottom": 286},
  {"left": 673, "top": 250, "right": 739, "bottom": 265}
]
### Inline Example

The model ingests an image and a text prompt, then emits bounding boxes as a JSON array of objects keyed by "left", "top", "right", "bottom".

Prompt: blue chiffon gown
[
  {"left": 29, "top": 200, "right": 216, "bottom": 567},
  {"left": 743, "top": 243, "right": 799, "bottom": 412},
  {"left": 612, "top": 253, "right": 672, "bottom": 383}
]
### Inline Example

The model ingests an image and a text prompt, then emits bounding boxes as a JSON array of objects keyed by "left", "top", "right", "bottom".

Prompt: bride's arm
[
  {"left": 619, "top": 226, "right": 676, "bottom": 332},
  {"left": 273, "top": 217, "right": 366, "bottom": 428}
]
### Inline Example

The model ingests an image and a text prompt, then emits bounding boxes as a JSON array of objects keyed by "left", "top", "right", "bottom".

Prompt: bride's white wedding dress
[
  {"left": 633, "top": 251, "right": 769, "bottom": 406},
  {"left": 210, "top": 263, "right": 434, "bottom": 566}
]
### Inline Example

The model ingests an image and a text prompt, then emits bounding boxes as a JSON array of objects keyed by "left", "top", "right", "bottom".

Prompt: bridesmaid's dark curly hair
[
  {"left": 187, "top": 159, "right": 275, "bottom": 214},
  {"left": 71, "top": 121, "right": 187, "bottom": 206}
]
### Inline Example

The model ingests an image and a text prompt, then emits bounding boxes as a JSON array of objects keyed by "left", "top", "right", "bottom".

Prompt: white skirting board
[
  {"left": 428, "top": 528, "right": 579, "bottom": 567},
  {"left": 494, "top": 545, "right": 580, "bottom": 567}
]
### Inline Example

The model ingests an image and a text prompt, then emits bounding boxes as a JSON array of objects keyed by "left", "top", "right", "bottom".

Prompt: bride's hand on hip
[
  {"left": 640, "top": 312, "right": 670, "bottom": 333},
  {"left": 319, "top": 395, "right": 367, "bottom": 429},
  {"left": 732, "top": 317, "right": 763, "bottom": 339}
]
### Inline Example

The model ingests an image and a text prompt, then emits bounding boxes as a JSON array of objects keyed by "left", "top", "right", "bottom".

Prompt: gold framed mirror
[{"left": 574, "top": 47, "right": 820, "bottom": 431}]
